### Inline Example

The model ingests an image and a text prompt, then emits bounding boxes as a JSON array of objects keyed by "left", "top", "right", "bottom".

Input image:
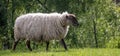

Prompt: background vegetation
[{"left": 0, "top": 0, "right": 120, "bottom": 50}]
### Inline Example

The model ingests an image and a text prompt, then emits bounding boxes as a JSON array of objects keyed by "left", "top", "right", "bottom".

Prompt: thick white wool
[{"left": 14, "top": 12, "right": 70, "bottom": 42}]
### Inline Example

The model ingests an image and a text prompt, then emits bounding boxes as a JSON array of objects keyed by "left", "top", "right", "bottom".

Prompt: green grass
[{"left": 0, "top": 48, "right": 120, "bottom": 56}]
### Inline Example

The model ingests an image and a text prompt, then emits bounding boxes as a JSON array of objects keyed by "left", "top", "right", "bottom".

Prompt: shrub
[{"left": 106, "top": 36, "right": 120, "bottom": 48}]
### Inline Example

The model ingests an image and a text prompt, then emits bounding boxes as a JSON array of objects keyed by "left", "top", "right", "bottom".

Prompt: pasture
[{"left": 0, "top": 48, "right": 120, "bottom": 56}]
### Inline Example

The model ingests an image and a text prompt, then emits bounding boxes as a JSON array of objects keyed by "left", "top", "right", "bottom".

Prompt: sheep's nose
[
  {"left": 73, "top": 22, "right": 79, "bottom": 27},
  {"left": 76, "top": 23, "right": 79, "bottom": 26}
]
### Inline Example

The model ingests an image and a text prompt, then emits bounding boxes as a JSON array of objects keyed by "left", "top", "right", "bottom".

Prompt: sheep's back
[{"left": 14, "top": 13, "right": 69, "bottom": 41}]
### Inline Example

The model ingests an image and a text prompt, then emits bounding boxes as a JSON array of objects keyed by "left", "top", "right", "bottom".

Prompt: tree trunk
[{"left": 93, "top": 17, "right": 98, "bottom": 48}]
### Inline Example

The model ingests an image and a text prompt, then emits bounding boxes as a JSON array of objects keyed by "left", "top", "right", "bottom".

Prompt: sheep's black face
[{"left": 66, "top": 14, "right": 79, "bottom": 26}]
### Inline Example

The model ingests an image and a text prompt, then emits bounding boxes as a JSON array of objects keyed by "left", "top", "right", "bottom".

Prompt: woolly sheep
[{"left": 12, "top": 12, "right": 79, "bottom": 51}]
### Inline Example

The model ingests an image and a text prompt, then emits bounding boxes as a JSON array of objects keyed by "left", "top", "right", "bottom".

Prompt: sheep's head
[{"left": 66, "top": 14, "right": 79, "bottom": 26}]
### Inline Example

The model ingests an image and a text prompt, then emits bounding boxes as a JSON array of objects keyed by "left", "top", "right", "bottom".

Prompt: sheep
[{"left": 12, "top": 12, "right": 79, "bottom": 51}]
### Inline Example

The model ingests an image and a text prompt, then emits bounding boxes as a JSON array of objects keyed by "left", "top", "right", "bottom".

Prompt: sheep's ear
[{"left": 66, "top": 15, "right": 69, "bottom": 19}]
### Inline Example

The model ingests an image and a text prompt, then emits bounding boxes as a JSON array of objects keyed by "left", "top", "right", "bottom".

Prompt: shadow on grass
[
  {"left": 9, "top": 48, "right": 68, "bottom": 53},
  {"left": 47, "top": 50, "right": 67, "bottom": 52},
  {"left": 0, "top": 48, "right": 70, "bottom": 56}
]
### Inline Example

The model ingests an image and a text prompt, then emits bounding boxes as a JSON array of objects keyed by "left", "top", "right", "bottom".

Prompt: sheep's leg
[
  {"left": 26, "top": 40, "right": 32, "bottom": 51},
  {"left": 12, "top": 39, "right": 20, "bottom": 51},
  {"left": 46, "top": 41, "right": 49, "bottom": 51},
  {"left": 60, "top": 39, "right": 68, "bottom": 50}
]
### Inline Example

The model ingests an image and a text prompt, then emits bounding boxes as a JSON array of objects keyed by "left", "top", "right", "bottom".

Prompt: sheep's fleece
[{"left": 14, "top": 12, "right": 70, "bottom": 42}]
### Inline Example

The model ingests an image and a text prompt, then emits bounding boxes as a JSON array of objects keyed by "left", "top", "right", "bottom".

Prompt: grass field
[{"left": 0, "top": 48, "right": 120, "bottom": 56}]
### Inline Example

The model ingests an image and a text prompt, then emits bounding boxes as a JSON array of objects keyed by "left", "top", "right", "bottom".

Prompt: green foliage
[
  {"left": 1, "top": 0, "right": 120, "bottom": 49},
  {"left": 106, "top": 36, "right": 120, "bottom": 48}
]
